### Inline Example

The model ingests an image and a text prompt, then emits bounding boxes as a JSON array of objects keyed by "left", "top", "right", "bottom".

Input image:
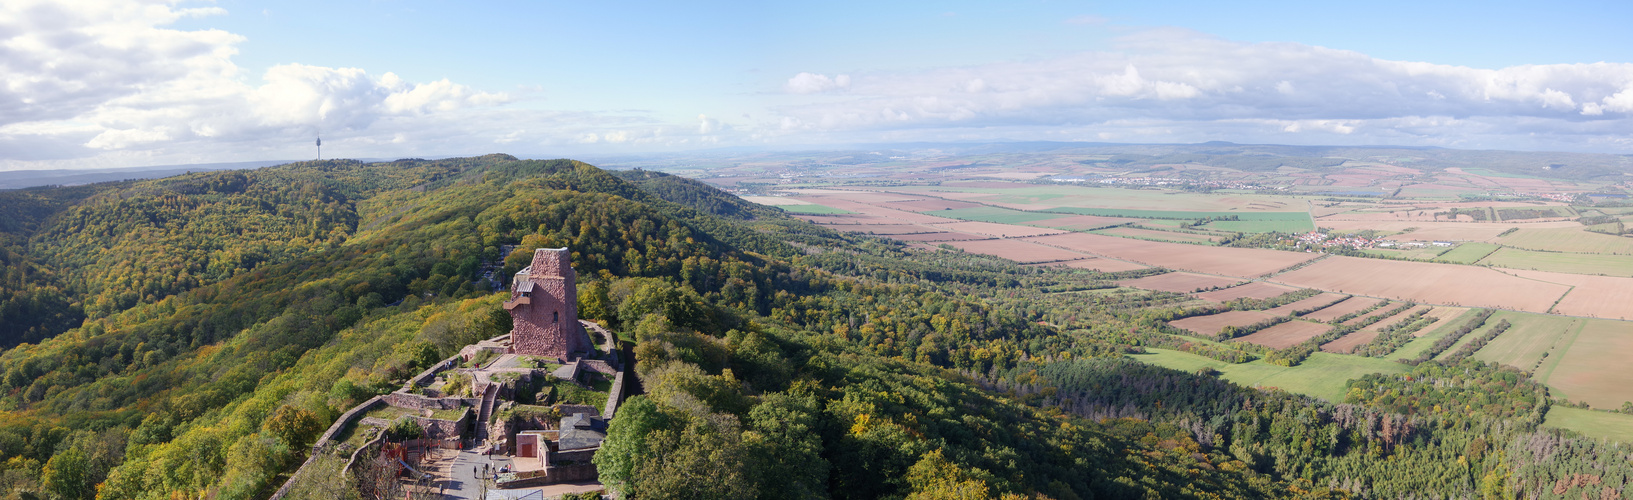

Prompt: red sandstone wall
[{"left": 511, "top": 248, "right": 589, "bottom": 360}]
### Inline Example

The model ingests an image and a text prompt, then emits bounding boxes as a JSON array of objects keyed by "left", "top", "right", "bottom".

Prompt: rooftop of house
[{"left": 559, "top": 413, "right": 607, "bottom": 451}]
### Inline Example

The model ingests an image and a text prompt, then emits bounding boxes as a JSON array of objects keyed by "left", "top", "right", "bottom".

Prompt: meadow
[
  {"left": 1433, "top": 242, "right": 1500, "bottom": 263},
  {"left": 1479, "top": 247, "right": 1633, "bottom": 277},
  {"left": 1131, "top": 349, "right": 1410, "bottom": 402}
]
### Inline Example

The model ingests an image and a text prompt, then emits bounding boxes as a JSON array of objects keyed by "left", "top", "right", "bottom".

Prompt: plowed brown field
[
  {"left": 1195, "top": 282, "right": 1299, "bottom": 302},
  {"left": 1507, "top": 270, "right": 1633, "bottom": 320},
  {"left": 1302, "top": 297, "right": 1386, "bottom": 322},
  {"left": 1117, "top": 273, "right": 1243, "bottom": 293},
  {"left": 1270, "top": 256, "right": 1569, "bottom": 312},
  {"left": 1023, "top": 233, "right": 1319, "bottom": 277},
  {"left": 931, "top": 221, "right": 1066, "bottom": 238},
  {"left": 1234, "top": 320, "right": 1332, "bottom": 349},
  {"left": 1170, "top": 311, "right": 1278, "bottom": 337},
  {"left": 944, "top": 239, "right": 1087, "bottom": 263}
]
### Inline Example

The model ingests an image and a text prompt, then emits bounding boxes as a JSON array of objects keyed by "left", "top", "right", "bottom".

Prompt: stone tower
[{"left": 505, "top": 248, "right": 589, "bottom": 361}]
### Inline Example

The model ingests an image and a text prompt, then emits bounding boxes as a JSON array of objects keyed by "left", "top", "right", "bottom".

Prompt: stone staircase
[{"left": 474, "top": 383, "right": 499, "bottom": 445}]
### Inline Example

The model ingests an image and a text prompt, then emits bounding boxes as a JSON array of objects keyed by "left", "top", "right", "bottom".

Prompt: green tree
[{"left": 41, "top": 447, "right": 89, "bottom": 500}]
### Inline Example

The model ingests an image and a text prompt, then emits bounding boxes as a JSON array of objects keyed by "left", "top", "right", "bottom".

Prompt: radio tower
[{"left": 316, "top": 137, "right": 322, "bottom": 160}]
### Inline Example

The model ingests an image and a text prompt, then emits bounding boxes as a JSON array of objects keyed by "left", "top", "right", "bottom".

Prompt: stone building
[{"left": 505, "top": 248, "right": 591, "bottom": 361}]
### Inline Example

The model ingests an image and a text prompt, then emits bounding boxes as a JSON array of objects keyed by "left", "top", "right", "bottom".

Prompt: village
[{"left": 272, "top": 248, "right": 625, "bottom": 500}]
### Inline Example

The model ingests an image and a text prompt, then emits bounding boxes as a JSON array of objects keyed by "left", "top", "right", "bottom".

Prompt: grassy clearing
[
  {"left": 1480, "top": 247, "right": 1633, "bottom": 277},
  {"left": 1435, "top": 242, "right": 1501, "bottom": 264},
  {"left": 1131, "top": 349, "right": 1410, "bottom": 402},
  {"left": 931, "top": 206, "right": 1067, "bottom": 224},
  {"left": 1543, "top": 407, "right": 1633, "bottom": 444},
  {"left": 780, "top": 204, "right": 855, "bottom": 215}
]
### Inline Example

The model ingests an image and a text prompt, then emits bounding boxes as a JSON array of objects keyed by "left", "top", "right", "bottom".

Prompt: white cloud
[
  {"left": 785, "top": 72, "right": 850, "bottom": 94},
  {"left": 768, "top": 28, "right": 1633, "bottom": 150},
  {"left": 0, "top": 0, "right": 670, "bottom": 169}
]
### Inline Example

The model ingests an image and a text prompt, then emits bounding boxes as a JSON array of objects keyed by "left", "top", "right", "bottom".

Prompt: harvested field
[
  {"left": 1507, "top": 270, "right": 1633, "bottom": 319},
  {"left": 1023, "top": 233, "right": 1319, "bottom": 277},
  {"left": 1194, "top": 281, "right": 1299, "bottom": 302},
  {"left": 930, "top": 221, "right": 1066, "bottom": 238},
  {"left": 1538, "top": 318, "right": 1633, "bottom": 409},
  {"left": 1169, "top": 311, "right": 1278, "bottom": 337},
  {"left": 792, "top": 196, "right": 962, "bottom": 224},
  {"left": 795, "top": 214, "right": 896, "bottom": 225},
  {"left": 881, "top": 199, "right": 981, "bottom": 211},
  {"left": 1302, "top": 297, "right": 1385, "bottom": 322},
  {"left": 1097, "top": 227, "right": 1219, "bottom": 244},
  {"left": 1317, "top": 220, "right": 1576, "bottom": 242},
  {"left": 1116, "top": 272, "right": 1243, "bottom": 293},
  {"left": 943, "top": 239, "right": 1087, "bottom": 264},
  {"left": 1055, "top": 258, "right": 1150, "bottom": 272},
  {"left": 1321, "top": 329, "right": 1380, "bottom": 354},
  {"left": 1341, "top": 303, "right": 1408, "bottom": 326},
  {"left": 1265, "top": 293, "right": 1348, "bottom": 316},
  {"left": 933, "top": 206, "right": 1066, "bottom": 225},
  {"left": 1481, "top": 248, "right": 1633, "bottom": 277},
  {"left": 1270, "top": 256, "right": 1570, "bottom": 312},
  {"left": 1032, "top": 215, "right": 1129, "bottom": 231},
  {"left": 819, "top": 224, "right": 941, "bottom": 234},
  {"left": 1498, "top": 227, "right": 1633, "bottom": 254},
  {"left": 1234, "top": 321, "right": 1331, "bottom": 349},
  {"left": 1361, "top": 305, "right": 1432, "bottom": 332},
  {"left": 739, "top": 195, "right": 813, "bottom": 206},
  {"left": 887, "top": 232, "right": 992, "bottom": 242}
]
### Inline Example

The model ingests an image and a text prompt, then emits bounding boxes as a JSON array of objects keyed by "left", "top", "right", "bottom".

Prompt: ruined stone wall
[
  {"left": 412, "top": 411, "right": 470, "bottom": 440},
  {"left": 384, "top": 392, "right": 463, "bottom": 410}
]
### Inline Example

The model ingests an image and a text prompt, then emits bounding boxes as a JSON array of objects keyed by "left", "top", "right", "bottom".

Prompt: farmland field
[
  {"left": 1468, "top": 311, "right": 1578, "bottom": 370},
  {"left": 1234, "top": 320, "right": 1331, "bottom": 349},
  {"left": 1479, "top": 247, "right": 1633, "bottom": 277},
  {"left": 1434, "top": 242, "right": 1500, "bottom": 263},
  {"left": 888, "top": 232, "right": 990, "bottom": 242},
  {"left": 1025, "top": 232, "right": 1319, "bottom": 277},
  {"left": 1094, "top": 226, "right": 1220, "bottom": 244},
  {"left": 931, "top": 206, "right": 1067, "bottom": 224},
  {"left": 1341, "top": 303, "right": 1410, "bottom": 327},
  {"left": 1536, "top": 318, "right": 1633, "bottom": 409},
  {"left": 943, "top": 239, "right": 1087, "bottom": 263},
  {"left": 1201, "top": 218, "right": 1318, "bottom": 233},
  {"left": 1265, "top": 292, "right": 1348, "bottom": 316},
  {"left": 1028, "top": 214, "right": 1129, "bottom": 230},
  {"left": 930, "top": 221, "right": 1066, "bottom": 238},
  {"left": 1054, "top": 258, "right": 1150, "bottom": 272},
  {"left": 1508, "top": 270, "right": 1633, "bottom": 319},
  {"left": 1169, "top": 310, "right": 1278, "bottom": 337},
  {"left": 1301, "top": 296, "right": 1386, "bottom": 322},
  {"left": 1116, "top": 272, "right": 1243, "bottom": 293},
  {"left": 1270, "top": 256, "right": 1570, "bottom": 312},
  {"left": 778, "top": 203, "right": 854, "bottom": 214},
  {"left": 1391, "top": 308, "right": 1478, "bottom": 360},
  {"left": 1194, "top": 281, "right": 1298, "bottom": 302},
  {"left": 1498, "top": 227, "right": 1633, "bottom": 254},
  {"left": 1131, "top": 349, "right": 1410, "bottom": 402},
  {"left": 1543, "top": 407, "right": 1633, "bottom": 443}
]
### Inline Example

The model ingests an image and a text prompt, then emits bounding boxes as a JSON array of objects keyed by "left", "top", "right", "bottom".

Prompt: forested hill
[{"left": 0, "top": 155, "right": 1626, "bottom": 499}]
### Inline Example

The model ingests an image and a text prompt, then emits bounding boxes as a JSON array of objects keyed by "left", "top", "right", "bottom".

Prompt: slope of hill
[{"left": 0, "top": 156, "right": 1626, "bottom": 499}]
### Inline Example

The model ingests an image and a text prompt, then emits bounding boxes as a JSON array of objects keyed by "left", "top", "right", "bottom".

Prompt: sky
[{"left": 4, "top": 0, "right": 1633, "bottom": 170}]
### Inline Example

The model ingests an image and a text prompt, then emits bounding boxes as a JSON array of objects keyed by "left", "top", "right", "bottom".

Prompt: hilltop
[{"left": 0, "top": 155, "right": 1627, "bottom": 499}]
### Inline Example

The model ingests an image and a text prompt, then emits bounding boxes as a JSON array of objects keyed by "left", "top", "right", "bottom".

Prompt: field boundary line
[{"left": 1535, "top": 318, "right": 1586, "bottom": 388}]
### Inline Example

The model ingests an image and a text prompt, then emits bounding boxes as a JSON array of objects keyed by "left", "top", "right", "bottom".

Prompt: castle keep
[{"left": 505, "top": 247, "right": 590, "bottom": 361}]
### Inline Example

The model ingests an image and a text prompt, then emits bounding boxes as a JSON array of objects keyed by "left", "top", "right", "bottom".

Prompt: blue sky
[{"left": 4, "top": 0, "right": 1633, "bottom": 169}]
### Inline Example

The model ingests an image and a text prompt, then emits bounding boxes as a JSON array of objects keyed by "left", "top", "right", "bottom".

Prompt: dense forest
[{"left": 0, "top": 155, "right": 1624, "bottom": 499}]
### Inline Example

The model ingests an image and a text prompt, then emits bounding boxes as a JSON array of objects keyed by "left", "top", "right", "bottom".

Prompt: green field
[
  {"left": 1361, "top": 246, "right": 1450, "bottom": 261},
  {"left": 899, "top": 185, "right": 1304, "bottom": 212},
  {"left": 1434, "top": 242, "right": 1501, "bottom": 263},
  {"left": 1498, "top": 227, "right": 1633, "bottom": 254},
  {"left": 1391, "top": 308, "right": 1478, "bottom": 360},
  {"left": 1094, "top": 226, "right": 1219, "bottom": 244},
  {"left": 1131, "top": 349, "right": 1410, "bottom": 402},
  {"left": 1543, "top": 407, "right": 1633, "bottom": 444},
  {"left": 780, "top": 204, "right": 854, "bottom": 214},
  {"left": 1471, "top": 311, "right": 1580, "bottom": 371},
  {"left": 931, "top": 206, "right": 1067, "bottom": 224},
  {"left": 1479, "top": 247, "right": 1633, "bottom": 277}
]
